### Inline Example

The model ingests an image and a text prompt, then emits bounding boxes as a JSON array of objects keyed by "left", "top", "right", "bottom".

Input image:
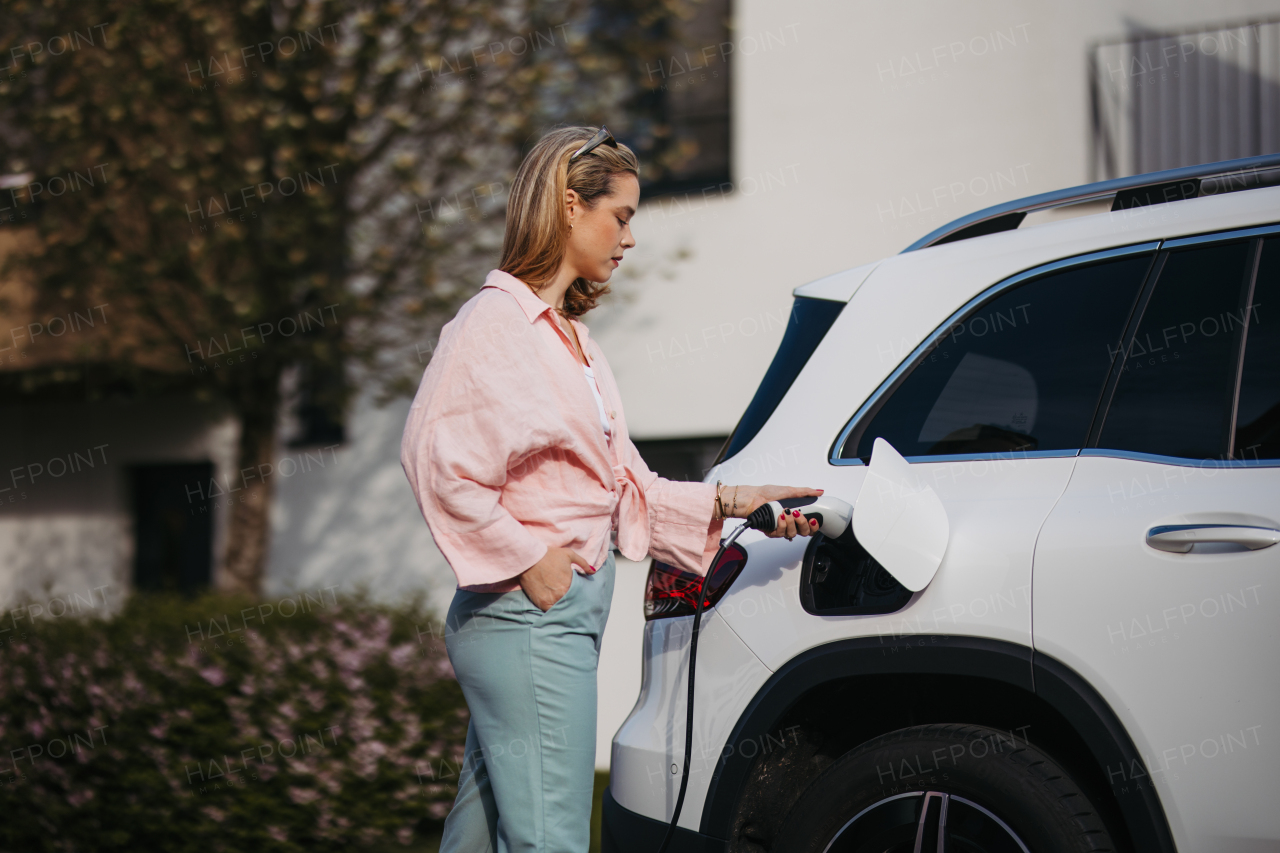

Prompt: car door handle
[{"left": 1146, "top": 524, "right": 1280, "bottom": 553}]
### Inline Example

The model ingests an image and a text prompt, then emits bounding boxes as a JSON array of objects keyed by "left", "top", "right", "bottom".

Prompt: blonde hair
[{"left": 500, "top": 126, "right": 639, "bottom": 317}]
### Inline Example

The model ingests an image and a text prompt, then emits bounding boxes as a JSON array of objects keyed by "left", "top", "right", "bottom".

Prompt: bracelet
[{"left": 714, "top": 480, "right": 725, "bottom": 521}]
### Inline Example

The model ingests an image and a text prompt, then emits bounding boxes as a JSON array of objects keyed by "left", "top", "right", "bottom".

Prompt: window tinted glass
[
  {"left": 720, "top": 297, "right": 845, "bottom": 462},
  {"left": 1236, "top": 238, "right": 1280, "bottom": 460},
  {"left": 1099, "top": 241, "right": 1251, "bottom": 460},
  {"left": 843, "top": 255, "right": 1150, "bottom": 460}
]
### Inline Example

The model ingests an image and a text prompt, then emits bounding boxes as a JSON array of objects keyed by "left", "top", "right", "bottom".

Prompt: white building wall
[{"left": 590, "top": 0, "right": 1280, "bottom": 439}]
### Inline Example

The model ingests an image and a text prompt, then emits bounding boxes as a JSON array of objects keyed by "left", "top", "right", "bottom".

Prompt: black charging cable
[
  {"left": 655, "top": 498, "right": 827, "bottom": 852},
  {"left": 655, "top": 522, "right": 751, "bottom": 853}
]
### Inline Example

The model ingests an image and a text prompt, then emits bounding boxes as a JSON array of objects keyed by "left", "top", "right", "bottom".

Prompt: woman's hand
[
  {"left": 519, "top": 547, "right": 593, "bottom": 612},
  {"left": 725, "top": 484, "right": 826, "bottom": 541}
]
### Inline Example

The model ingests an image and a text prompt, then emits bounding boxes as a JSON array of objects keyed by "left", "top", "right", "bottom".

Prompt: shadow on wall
[{"left": 1092, "top": 17, "right": 1280, "bottom": 180}]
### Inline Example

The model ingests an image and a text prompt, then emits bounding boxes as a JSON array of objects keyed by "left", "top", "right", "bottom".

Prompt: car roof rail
[{"left": 901, "top": 152, "right": 1280, "bottom": 253}]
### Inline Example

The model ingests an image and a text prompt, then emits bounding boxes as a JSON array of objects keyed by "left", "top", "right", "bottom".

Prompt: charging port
[{"left": 799, "top": 527, "right": 914, "bottom": 616}]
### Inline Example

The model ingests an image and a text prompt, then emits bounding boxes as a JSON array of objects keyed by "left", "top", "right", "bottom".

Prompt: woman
[{"left": 400, "top": 125, "right": 824, "bottom": 853}]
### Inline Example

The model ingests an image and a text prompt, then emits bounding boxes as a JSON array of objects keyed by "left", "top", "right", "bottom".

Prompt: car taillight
[{"left": 644, "top": 543, "right": 748, "bottom": 620}]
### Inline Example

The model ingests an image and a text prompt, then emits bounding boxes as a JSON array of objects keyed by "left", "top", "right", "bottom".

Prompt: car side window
[
  {"left": 839, "top": 254, "right": 1151, "bottom": 460},
  {"left": 1097, "top": 241, "right": 1253, "bottom": 461},
  {"left": 1235, "top": 237, "right": 1280, "bottom": 461}
]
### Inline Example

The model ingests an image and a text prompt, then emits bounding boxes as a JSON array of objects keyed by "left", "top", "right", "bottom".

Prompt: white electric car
[{"left": 603, "top": 154, "right": 1280, "bottom": 853}]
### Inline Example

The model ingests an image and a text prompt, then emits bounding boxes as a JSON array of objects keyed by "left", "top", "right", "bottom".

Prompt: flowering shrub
[{"left": 0, "top": 590, "right": 468, "bottom": 852}]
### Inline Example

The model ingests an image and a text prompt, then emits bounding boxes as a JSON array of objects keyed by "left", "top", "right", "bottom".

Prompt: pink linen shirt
[{"left": 401, "top": 268, "right": 724, "bottom": 592}]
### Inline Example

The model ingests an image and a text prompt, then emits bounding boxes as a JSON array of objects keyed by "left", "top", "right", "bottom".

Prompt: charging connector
[{"left": 746, "top": 496, "right": 854, "bottom": 538}]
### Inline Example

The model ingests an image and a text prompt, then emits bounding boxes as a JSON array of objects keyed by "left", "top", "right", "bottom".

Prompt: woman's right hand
[
  {"left": 520, "top": 547, "right": 594, "bottom": 611},
  {"left": 726, "top": 484, "right": 825, "bottom": 540}
]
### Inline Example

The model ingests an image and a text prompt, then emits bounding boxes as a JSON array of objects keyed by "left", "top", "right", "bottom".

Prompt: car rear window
[{"left": 716, "top": 297, "right": 845, "bottom": 463}]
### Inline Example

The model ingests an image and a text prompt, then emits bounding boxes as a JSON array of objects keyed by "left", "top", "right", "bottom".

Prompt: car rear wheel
[{"left": 772, "top": 723, "right": 1116, "bottom": 853}]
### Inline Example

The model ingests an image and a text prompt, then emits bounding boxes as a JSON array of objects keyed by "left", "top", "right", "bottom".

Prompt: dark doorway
[
  {"left": 131, "top": 463, "right": 213, "bottom": 594},
  {"left": 632, "top": 436, "right": 730, "bottom": 483}
]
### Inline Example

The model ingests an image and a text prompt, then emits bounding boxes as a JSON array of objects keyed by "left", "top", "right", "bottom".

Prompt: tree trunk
[{"left": 219, "top": 400, "right": 279, "bottom": 596}]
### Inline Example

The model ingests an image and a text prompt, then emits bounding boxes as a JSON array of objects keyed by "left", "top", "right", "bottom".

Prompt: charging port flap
[{"left": 853, "top": 438, "right": 950, "bottom": 592}]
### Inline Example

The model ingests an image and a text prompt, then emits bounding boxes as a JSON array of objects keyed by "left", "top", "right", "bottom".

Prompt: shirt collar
[
  {"left": 482, "top": 269, "right": 555, "bottom": 324},
  {"left": 482, "top": 268, "right": 594, "bottom": 354}
]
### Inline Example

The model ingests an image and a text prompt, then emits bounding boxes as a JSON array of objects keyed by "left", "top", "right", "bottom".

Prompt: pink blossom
[
  {"left": 198, "top": 667, "right": 226, "bottom": 687},
  {"left": 288, "top": 786, "right": 322, "bottom": 805},
  {"left": 66, "top": 788, "right": 95, "bottom": 807}
]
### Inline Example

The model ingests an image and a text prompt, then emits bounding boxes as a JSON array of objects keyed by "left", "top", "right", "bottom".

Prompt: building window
[
  {"left": 606, "top": 0, "right": 731, "bottom": 197},
  {"left": 131, "top": 462, "right": 213, "bottom": 595},
  {"left": 1090, "top": 17, "right": 1280, "bottom": 180},
  {"left": 284, "top": 361, "right": 346, "bottom": 449}
]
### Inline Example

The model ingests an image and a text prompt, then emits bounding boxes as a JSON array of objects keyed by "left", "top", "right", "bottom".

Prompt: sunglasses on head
[{"left": 569, "top": 126, "right": 617, "bottom": 162}]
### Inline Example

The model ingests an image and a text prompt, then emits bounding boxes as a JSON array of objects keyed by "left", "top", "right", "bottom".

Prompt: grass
[{"left": 590, "top": 770, "right": 609, "bottom": 853}]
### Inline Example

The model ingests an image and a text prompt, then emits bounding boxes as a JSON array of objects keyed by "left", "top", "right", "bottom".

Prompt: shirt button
[{"left": 610, "top": 410, "right": 616, "bottom": 418}]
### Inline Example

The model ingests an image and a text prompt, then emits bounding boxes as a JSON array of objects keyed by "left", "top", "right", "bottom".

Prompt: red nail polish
[
  {"left": 809, "top": 519, "right": 817, "bottom": 525},
  {"left": 792, "top": 509, "right": 801, "bottom": 517}
]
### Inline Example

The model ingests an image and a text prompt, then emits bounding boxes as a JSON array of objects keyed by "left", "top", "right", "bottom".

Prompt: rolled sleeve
[{"left": 648, "top": 478, "right": 725, "bottom": 576}]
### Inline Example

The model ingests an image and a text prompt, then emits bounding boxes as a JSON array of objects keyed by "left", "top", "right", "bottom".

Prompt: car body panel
[
  {"left": 610, "top": 609, "right": 771, "bottom": 831},
  {"left": 1034, "top": 456, "right": 1280, "bottom": 850},
  {"left": 714, "top": 455, "right": 1075, "bottom": 672}
]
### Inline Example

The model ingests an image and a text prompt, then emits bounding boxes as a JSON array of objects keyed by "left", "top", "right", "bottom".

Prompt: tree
[{"left": 0, "top": 0, "right": 702, "bottom": 594}]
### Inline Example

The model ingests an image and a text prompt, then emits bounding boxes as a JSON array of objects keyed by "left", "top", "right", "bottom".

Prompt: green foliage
[
  {"left": 1, "top": 0, "right": 538, "bottom": 409},
  {"left": 0, "top": 590, "right": 469, "bottom": 851}
]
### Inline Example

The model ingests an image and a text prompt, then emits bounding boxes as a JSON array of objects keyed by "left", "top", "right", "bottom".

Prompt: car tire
[{"left": 771, "top": 723, "right": 1116, "bottom": 853}]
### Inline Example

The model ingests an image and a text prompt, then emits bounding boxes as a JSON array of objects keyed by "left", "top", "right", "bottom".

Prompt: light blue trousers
[{"left": 440, "top": 551, "right": 616, "bottom": 853}]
